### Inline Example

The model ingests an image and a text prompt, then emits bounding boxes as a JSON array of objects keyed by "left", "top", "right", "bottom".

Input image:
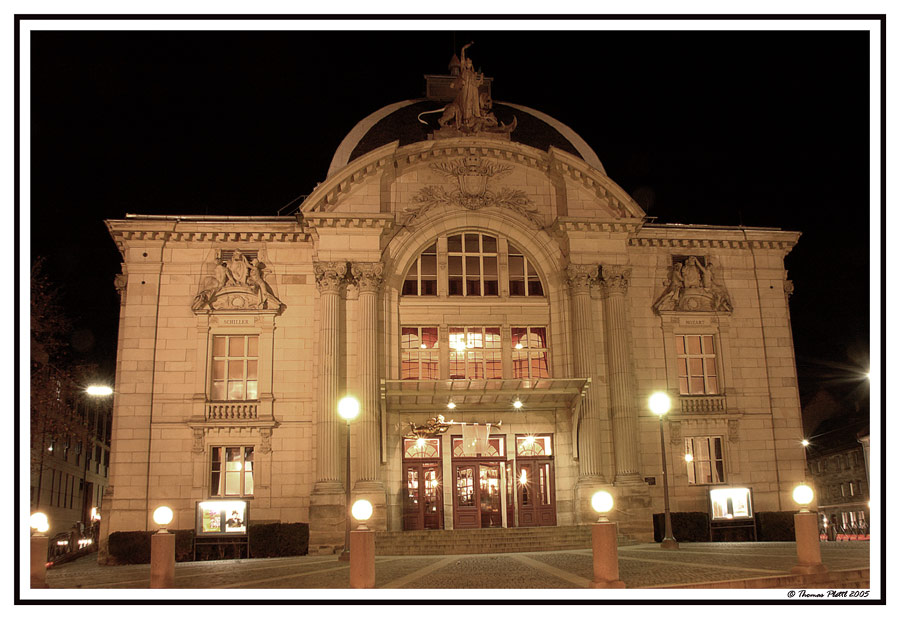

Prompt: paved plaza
[{"left": 43, "top": 542, "right": 870, "bottom": 590}]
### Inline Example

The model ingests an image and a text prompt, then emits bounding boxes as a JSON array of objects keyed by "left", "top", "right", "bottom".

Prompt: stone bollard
[
  {"left": 791, "top": 511, "right": 828, "bottom": 575},
  {"left": 349, "top": 529, "right": 375, "bottom": 588},
  {"left": 31, "top": 534, "right": 49, "bottom": 589},
  {"left": 590, "top": 521, "right": 625, "bottom": 589},
  {"left": 150, "top": 531, "right": 176, "bottom": 588}
]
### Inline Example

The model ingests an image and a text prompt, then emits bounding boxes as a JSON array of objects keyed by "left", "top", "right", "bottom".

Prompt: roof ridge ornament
[{"left": 417, "top": 42, "right": 517, "bottom": 138}]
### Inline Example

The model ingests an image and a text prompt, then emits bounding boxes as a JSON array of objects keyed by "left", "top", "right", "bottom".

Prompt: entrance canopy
[{"left": 381, "top": 377, "right": 589, "bottom": 413}]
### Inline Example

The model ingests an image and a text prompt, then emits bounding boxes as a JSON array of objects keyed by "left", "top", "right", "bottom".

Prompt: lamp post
[
  {"left": 790, "top": 483, "right": 828, "bottom": 575},
  {"left": 589, "top": 491, "right": 625, "bottom": 588},
  {"left": 30, "top": 512, "right": 50, "bottom": 588},
  {"left": 150, "top": 505, "right": 175, "bottom": 588},
  {"left": 349, "top": 499, "right": 375, "bottom": 588},
  {"left": 338, "top": 396, "right": 360, "bottom": 561},
  {"left": 649, "top": 392, "right": 678, "bottom": 550}
]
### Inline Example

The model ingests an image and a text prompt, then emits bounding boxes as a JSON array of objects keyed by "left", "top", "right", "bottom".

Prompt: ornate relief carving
[
  {"left": 728, "top": 419, "right": 740, "bottom": 443},
  {"left": 600, "top": 265, "right": 631, "bottom": 295},
  {"left": 114, "top": 273, "right": 127, "bottom": 298},
  {"left": 653, "top": 255, "right": 732, "bottom": 313},
  {"left": 191, "top": 250, "right": 285, "bottom": 313},
  {"left": 314, "top": 261, "right": 349, "bottom": 294},
  {"left": 784, "top": 279, "right": 795, "bottom": 298},
  {"left": 351, "top": 262, "right": 384, "bottom": 293},
  {"left": 404, "top": 155, "right": 540, "bottom": 227},
  {"left": 192, "top": 428, "right": 205, "bottom": 454},
  {"left": 259, "top": 428, "right": 272, "bottom": 454},
  {"left": 566, "top": 263, "right": 599, "bottom": 293},
  {"left": 669, "top": 420, "right": 682, "bottom": 447}
]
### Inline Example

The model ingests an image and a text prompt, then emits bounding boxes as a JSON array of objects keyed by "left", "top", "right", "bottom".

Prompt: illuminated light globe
[
  {"left": 648, "top": 392, "right": 672, "bottom": 416},
  {"left": 792, "top": 484, "right": 814, "bottom": 512},
  {"left": 86, "top": 385, "right": 113, "bottom": 396},
  {"left": 801, "top": 439, "right": 810, "bottom": 447},
  {"left": 351, "top": 499, "right": 374, "bottom": 527},
  {"left": 591, "top": 491, "right": 615, "bottom": 521},
  {"left": 153, "top": 506, "right": 174, "bottom": 530},
  {"left": 337, "top": 396, "right": 360, "bottom": 421},
  {"left": 513, "top": 399, "right": 523, "bottom": 409},
  {"left": 684, "top": 453, "right": 694, "bottom": 463},
  {"left": 30, "top": 512, "right": 49, "bottom": 534}
]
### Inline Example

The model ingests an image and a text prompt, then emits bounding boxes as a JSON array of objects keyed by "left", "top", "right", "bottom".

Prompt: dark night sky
[{"left": 28, "top": 26, "right": 872, "bottom": 404}]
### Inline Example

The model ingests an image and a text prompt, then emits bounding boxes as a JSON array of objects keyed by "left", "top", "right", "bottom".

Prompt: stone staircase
[{"left": 374, "top": 525, "right": 638, "bottom": 556}]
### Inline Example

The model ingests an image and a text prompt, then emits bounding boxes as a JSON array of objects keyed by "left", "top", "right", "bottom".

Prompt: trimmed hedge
[
  {"left": 652, "top": 511, "right": 799, "bottom": 542},
  {"left": 108, "top": 529, "right": 195, "bottom": 565},
  {"left": 249, "top": 523, "right": 309, "bottom": 558},
  {"left": 652, "top": 512, "right": 710, "bottom": 542},
  {"left": 107, "top": 523, "right": 309, "bottom": 564}
]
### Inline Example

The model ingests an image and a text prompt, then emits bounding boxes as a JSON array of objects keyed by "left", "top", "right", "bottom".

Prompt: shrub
[
  {"left": 107, "top": 529, "right": 195, "bottom": 565},
  {"left": 652, "top": 512, "right": 710, "bottom": 542},
  {"left": 756, "top": 511, "right": 796, "bottom": 541},
  {"left": 249, "top": 522, "right": 309, "bottom": 558}
]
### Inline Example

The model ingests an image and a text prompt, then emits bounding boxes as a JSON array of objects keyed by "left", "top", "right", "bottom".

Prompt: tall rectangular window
[
  {"left": 210, "top": 446, "right": 254, "bottom": 497},
  {"left": 508, "top": 244, "right": 543, "bottom": 296},
  {"left": 401, "top": 327, "right": 440, "bottom": 379},
  {"left": 447, "top": 233, "right": 498, "bottom": 296},
  {"left": 676, "top": 335, "right": 719, "bottom": 395},
  {"left": 685, "top": 436, "right": 725, "bottom": 484},
  {"left": 211, "top": 335, "right": 259, "bottom": 401},
  {"left": 511, "top": 326, "right": 550, "bottom": 378},
  {"left": 449, "top": 326, "right": 502, "bottom": 379}
]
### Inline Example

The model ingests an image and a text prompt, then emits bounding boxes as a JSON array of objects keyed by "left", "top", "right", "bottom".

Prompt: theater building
[{"left": 100, "top": 51, "right": 808, "bottom": 556}]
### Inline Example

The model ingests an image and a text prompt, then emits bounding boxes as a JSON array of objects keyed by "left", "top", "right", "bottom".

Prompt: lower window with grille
[{"left": 684, "top": 436, "right": 725, "bottom": 484}]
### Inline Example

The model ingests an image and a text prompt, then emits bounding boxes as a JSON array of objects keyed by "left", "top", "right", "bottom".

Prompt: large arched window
[{"left": 402, "top": 232, "right": 544, "bottom": 297}]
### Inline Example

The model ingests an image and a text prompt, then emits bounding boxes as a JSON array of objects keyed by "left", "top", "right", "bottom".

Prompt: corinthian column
[
  {"left": 599, "top": 265, "right": 642, "bottom": 485},
  {"left": 566, "top": 264, "right": 607, "bottom": 484},
  {"left": 312, "top": 262, "right": 347, "bottom": 490},
  {"left": 350, "top": 262, "right": 383, "bottom": 488}
]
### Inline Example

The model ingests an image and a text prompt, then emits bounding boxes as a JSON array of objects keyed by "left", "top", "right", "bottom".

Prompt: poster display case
[
  {"left": 707, "top": 487, "right": 757, "bottom": 541},
  {"left": 194, "top": 500, "right": 250, "bottom": 559}
]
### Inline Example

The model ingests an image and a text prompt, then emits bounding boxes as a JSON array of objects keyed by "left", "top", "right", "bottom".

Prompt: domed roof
[{"left": 326, "top": 99, "right": 606, "bottom": 178}]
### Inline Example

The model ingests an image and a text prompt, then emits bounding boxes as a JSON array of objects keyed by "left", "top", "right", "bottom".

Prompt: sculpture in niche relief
[
  {"left": 653, "top": 255, "right": 733, "bottom": 313},
  {"left": 191, "top": 250, "right": 285, "bottom": 313},
  {"left": 404, "top": 155, "right": 540, "bottom": 227}
]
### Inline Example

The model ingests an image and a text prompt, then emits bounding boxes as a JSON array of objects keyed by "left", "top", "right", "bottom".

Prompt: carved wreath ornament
[{"left": 403, "top": 156, "right": 540, "bottom": 227}]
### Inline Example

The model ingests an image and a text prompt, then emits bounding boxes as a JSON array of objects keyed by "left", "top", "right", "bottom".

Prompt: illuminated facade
[{"left": 100, "top": 54, "right": 809, "bottom": 556}]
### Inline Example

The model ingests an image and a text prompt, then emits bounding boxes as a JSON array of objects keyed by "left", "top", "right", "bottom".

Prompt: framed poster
[
  {"left": 196, "top": 500, "right": 249, "bottom": 536},
  {"left": 708, "top": 487, "right": 753, "bottom": 521}
]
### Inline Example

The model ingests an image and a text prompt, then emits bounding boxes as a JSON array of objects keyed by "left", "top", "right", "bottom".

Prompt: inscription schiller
[{"left": 223, "top": 318, "right": 252, "bottom": 325}]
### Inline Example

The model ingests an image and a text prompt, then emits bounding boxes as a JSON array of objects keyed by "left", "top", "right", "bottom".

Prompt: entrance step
[{"left": 374, "top": 525, "right": 639, "bottom": 556}]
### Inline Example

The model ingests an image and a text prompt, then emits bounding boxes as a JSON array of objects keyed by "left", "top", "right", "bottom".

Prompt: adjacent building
[{"left": 99, "top": 49, "right": 809, "bottom": 557}]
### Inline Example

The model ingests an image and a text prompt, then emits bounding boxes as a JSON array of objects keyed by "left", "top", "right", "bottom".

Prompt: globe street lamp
[
  {"left": 349, "top": 499, "right": 375, "bottom": 588},
  {"left": 649, "top": 391, "right": 678, "bottom": 550},
  {"left": 338, "top": 395, "right": 360, "bottom": 561},
  {"left": 791, "top": 483, "right": 827, "bottom": 575},
  {"left": 150, "top": 505, "right": 176, "bottom": 588},
  {"left": 589, "top": 490, "right": 625, "bottom": 588}
]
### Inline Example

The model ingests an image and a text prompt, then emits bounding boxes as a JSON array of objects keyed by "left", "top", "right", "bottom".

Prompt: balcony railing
[
  {"left": 206, "top": 401, "right": 258, "bottom": 421},
  {"left": 679, "top": 395, "right": 726, "bottom": 414}
]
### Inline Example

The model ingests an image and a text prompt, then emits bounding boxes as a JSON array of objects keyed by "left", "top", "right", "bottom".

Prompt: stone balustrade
[
  {"left": 206, "top": 401, "right": 258, "bottom": 420},
  {"left": 679, "top": 395, "right": 727, "bottom": 414}
]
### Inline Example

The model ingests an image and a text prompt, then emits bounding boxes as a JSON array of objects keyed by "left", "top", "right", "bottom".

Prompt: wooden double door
[
  {"left": 453, "top": 462, "right": 509, "bottom": 529},
  {"left": 516, "top": 458, "right": 557, "bottom": 527},
  {"left": 403, "top": 461, "right": 444, "bottom": 530}
]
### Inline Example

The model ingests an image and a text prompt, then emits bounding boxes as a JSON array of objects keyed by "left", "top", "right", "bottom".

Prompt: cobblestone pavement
[{"left": 43, "top": 541, "right": 870, "bottom": 591}]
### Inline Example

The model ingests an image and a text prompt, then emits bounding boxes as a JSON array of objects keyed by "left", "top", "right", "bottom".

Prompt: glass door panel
[{"left": 479, "top": 464, "right": 502, "bottom": 528}]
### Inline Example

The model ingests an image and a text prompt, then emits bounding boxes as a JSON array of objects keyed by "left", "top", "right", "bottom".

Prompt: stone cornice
[
  {"left": 631, "top": 226, "right": 801, "bottom": 252},
  {"left": 547, "top": 148, "right": 646, "bottom": 219},
  {"left": 553, "top": 217, "right": 643, "bottom": 235},
  {"left": 106, "top": 219, "right": 308, "bottom": 256},
  {"left": 304, "top": 142, "right": 398, "bottom": 213},
  {"left": 304, "top": 214, "right": 395, "bottom": 230}
]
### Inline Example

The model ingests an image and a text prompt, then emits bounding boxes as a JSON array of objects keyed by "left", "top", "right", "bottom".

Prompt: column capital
[
  {"left": 351, "top": 262, "right": 385, "bottom": 294},
  {"left": 600, "top": 265, "right": 631, "bottom": 296},
  {"left": 566, "top": 263, "right": 599, "bottom": 293},
  {"left": 314, "top": 261, "right": 349, "bottom": 294}
]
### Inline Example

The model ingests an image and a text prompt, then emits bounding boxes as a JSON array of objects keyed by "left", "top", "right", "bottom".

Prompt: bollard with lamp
[
  {"left": 150, "top": 506, "right": 176, "bottom": 588},
  {"left": 349, "top": 499, "right": 375, "bottom": 589},
  {"left": 589, "top": 491, "right": 625, "bottom": 589},
  {"left": 338, "top": 395, "right": 360, "bottom": 561},
  {"left": 649, "top": 391, "right": 678, "bottom": 549},
  {"left": 30, "top": 512, "right": 50, "bottom": 588},
  {"left": 790, "top": 483, "right": 828, "bottom": 575}
]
